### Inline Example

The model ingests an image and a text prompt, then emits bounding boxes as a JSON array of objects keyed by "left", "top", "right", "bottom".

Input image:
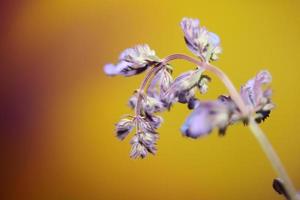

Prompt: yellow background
[{"left": 1, "top": 0, "right": 300, "bottom": 199}]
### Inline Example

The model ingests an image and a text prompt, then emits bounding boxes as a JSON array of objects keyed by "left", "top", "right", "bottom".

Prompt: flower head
[
  {"left": 148, "top": 65, "right": 173, "bottom": 96},
  {"left": 181, "top": 99, "right": 233, "bottom": 138},
  {"left": 162, "top": 68, "right": 211, "bottom": 109},
  {"left": 104, "top": 44, "right": 160, "bottom": 76},
  {"left": 240, "top": 70, "right": 274, "bottom": 123},
  {"left": 181, "top": 17, "right": 222, "bottom": 62},
  {"left": 129, "top": 117, "right": 159, "bottom": 159},
  {"left": 130, "top": 132, "right": 159, "bottom": 159},
  {"left": 115, "top": 116, "right": 135, "bottom": 140},
  {"left": 162, "top": 68, "right": 203, "bottom": 106}
]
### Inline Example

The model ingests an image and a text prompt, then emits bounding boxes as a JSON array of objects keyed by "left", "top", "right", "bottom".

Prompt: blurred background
[{"left": 1, "top": 0, "right": 300, "bottom": 199}]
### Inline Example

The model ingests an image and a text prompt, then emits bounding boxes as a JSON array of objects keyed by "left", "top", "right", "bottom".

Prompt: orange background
[{"left": 1, "top": 0, "right": 300, "bottom": 199}]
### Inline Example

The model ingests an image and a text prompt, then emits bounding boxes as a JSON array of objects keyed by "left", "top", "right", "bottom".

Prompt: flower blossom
[
  {"left": 162, "top": 68, "right": 210, "bottom": 109},
  {"left": 115, "top": 116, "right": 135, "bottom": 140},
  {"left": 104, "top": 44, "right": 160, "bottom": 76},
  {"left": 181, "top": 99, "right": 233, "bottom": 138},
  {"left": 181, "top": 17, "right": 222, "bottom": 62},
  {"left": 240, "top": 70, "right": 274, "bottom": 123}
]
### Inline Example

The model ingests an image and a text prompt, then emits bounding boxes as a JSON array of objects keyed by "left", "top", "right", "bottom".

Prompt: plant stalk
[{"left": 248, "top": 117, "right": 298, "bottom": 200}]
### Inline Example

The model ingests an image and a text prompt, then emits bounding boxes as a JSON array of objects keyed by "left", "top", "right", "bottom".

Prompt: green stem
[{"left": 248, "top": 118, "right": 298, "bottom": 200}]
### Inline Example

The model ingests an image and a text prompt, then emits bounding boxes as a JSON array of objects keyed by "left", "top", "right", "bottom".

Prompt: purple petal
[
  {"left": 181, "top": 101, "right": 231, "bottom": 138},
  {"left": 240, "top": 70, "right": 272, "bottom": 107},
  {"left": 181, "top": 106, "right": 211, "bottom": 138},
  {"left": 103, "top": 64, "right": 117, "bottom": 76}
]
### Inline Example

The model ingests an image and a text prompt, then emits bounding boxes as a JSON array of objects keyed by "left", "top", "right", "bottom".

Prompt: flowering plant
[{"left": 103, "top": 18, "right": 298, "bottom": 200}]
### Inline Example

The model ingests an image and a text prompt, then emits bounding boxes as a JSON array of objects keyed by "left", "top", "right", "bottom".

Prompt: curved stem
[
  {"left": 248, "top": 118, "right": 298, "bottom": 200},
  {"left": 135, "top": 63, "right": 165, "bottom": 132},
  {"left": 135, "top": 64, "right": 164, "bottom": 116}
]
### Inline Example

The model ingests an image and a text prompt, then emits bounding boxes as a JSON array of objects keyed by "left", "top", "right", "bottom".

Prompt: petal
[
  {"left": 181, "top": 107, "right": 211, "bottom": 138},
  {"left": 103, "top": 64, "right": 116, "bottom": 76},
  {"left": 240, "top": 70, "right": 272, "bottom": 108}
]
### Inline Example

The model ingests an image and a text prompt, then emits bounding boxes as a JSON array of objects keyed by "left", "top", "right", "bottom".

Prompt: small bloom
[
  {"left": 145, "top": 112, "right": 163, "bottom": 129},
  {"left": 181, "top": 17, "right": 222, "bottom": 62},
  {"left": 162, "top": 69, "right": 203, "bottom": 107},
  {"left": 130, "top": 138, "right": 148, "bottom": 159},
  {"left": 181, "top": 100, "right": 232, "bottom": 138},
  {"left": 138, "top": 117, "right": 157, "bottom": 133},
  {"left": 115, "top": 116, "right": 135, "bottom": 140},
  {"left": 103, "top": 44, "right": 160, "bottom": 76},
  {"left": 130, "top": 132, "right": 159, "bottom": 158},
  {"left": 240, "top": 70, "right": 274, "bottom": 122},
  {"left": 240, "top": 70, "right": 272, "bottom": 108},
  {"left": 148, "top": 65, "right": 173, "bottom": 96}
]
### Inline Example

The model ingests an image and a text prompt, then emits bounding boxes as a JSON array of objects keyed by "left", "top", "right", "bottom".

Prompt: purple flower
[
  {"left": 144, "top": 112, "right": 163, "bottom": 129},
  {"left": 148, "top": 65, "right": 173, "bottom": 96},
  {"left": 240, "top": 70, "right": 274, "bottom": 122},
  {"left": 115, "top": 116, "right": 135, "bottom": 140},
  {"left": 103, "top": 44, "right": 160, "bottom": 76},
  {"left": 240, "top": 70, "right": 272, "bottom": 108},
  {"left": 181, "top": 100, "right": 232, "bottom": 138},
  {"left": 162, "top": 69, "right": 203, "bottom": 106},
  {"left": 130, "top": 132, "right": 159, "bottom": 158},
  {"left": 162, "top": 68, "right": 211, "bottom": 109},
  {"left": 130, "top": 137, "right": 148, "bottom": 158},
  {"left": 181, "top": 18, "right": 222, "bottom": 62}
]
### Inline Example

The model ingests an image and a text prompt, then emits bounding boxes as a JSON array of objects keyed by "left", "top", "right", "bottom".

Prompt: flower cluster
[{"left": 103, "top": 17, "right": 274, "bottom": 159}]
